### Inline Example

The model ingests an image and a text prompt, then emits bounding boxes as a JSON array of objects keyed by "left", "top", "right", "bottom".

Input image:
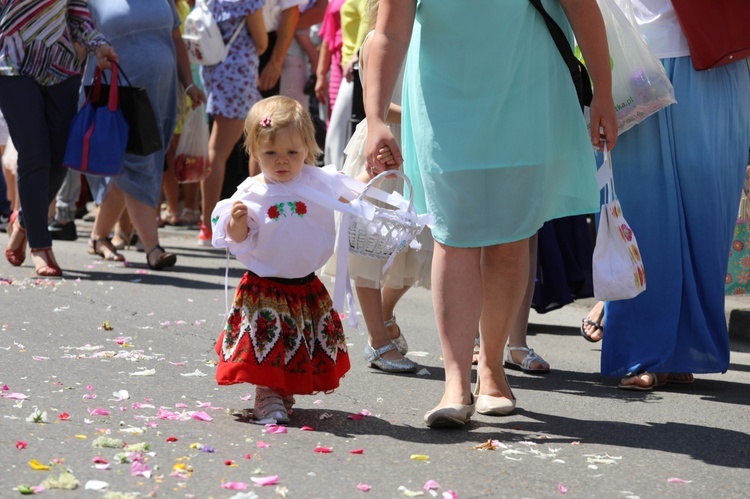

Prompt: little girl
[{"left": 211, "top": 96, "right": 352, "bottom": 424}]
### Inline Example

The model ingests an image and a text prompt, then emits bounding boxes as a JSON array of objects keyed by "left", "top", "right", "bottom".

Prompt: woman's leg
[
  {"left": 477, "top": 239, "right": 530, "bottom": 399},
  {"left": 0, "top": 75, "right": 79, "bottom": 250},
  {"left": 200, "top": 115, "right": 245, "bottom": 238},
  {"left": 431, "top": 243, "right": 482, "bottom": 408},
  {"left": 506, "top": 234, "right": 549, "bottom": 370},
  {"left": 161, "top": 133, "right": 182, "bottom": 225}
]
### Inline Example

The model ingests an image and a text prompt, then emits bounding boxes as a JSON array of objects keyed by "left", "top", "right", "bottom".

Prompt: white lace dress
[{"left": 323, "top": 31, "right": 432, "bottom": 290}]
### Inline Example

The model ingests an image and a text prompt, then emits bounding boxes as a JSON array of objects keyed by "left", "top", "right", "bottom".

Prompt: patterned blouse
[{"left": 0, "top": 0, "right": 108, "bottom": 86}]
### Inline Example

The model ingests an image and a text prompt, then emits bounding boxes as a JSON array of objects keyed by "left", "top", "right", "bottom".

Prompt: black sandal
[
  {"left": 146, "top": 245, "right": 176, "bottom": 270},
  {"left": 88, "top": 237, "right": 125, "bottom": 262},
  {"left": 580, "top": 307, "right": 604, "bottom": 343}
]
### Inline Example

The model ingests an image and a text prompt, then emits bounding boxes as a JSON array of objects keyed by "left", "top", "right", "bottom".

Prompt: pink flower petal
[
  {"left": 360, "top": 409, "right": 371, "bottom": 416},
  {"left": 443, "top": 491, "right": 458, "bottom": 499},
  {"left": 250, "top": 475, "right": 279, "bottom": 486},
  {"left": 88, "top": 408, "right": 111, "bottom": 416},
  {"left": 175, "top": 403, "right": 188, "bottom": 408},
  {"left": 4, "top": 392, "right": 29, "bottom": 400},
  {"left": 15, "top": 441, "right": 28, "bottom": 450},
  {"left": 558, "top": 483, "right": 568, "bottom": 494},
  {"left": 92, "top": 457, "right": 108, "bottom": 464},
  {"left": 347, "top": 413, "right": 364, "bottom": 420},
  {"left": 668, "top": 478, "right": 692, "bottom": 484},
  {"left": 256, "top": 441, "right": 270, "bottom": 448},
  {"left": 169, "top": 361, "right": 186, "bottom": 366},
  {"left": 221, "top": 482, "right": 248, "bottom": 490},
  {"left": 131, "top": 461, "right": 151, "bottom": 478},
  {"left": 83, "top": 394, "right": 97, "bottom": 399},
  {"left": 349, "top": 449, "right": 364, "bottom": 454},
  {"left": 314, "top": 446, "right": 333, "bottom": 453},
  {"left": 264, "top": 425, "right": 288, "bottom": 434},
  {"left": 300, "top": 426, "right": 315, "bottom": 431},
  {"left": 357, "top": 483, "right": 372, "bottom": 492},
  {"left": 424, "top": 480, "right": 441, "bottom": 491},
  {"left": 240, "top": 394, "right": 253, "bottom": 401},
  {"left": 191, "top": 411, "right": 213, "bottom": 421}
]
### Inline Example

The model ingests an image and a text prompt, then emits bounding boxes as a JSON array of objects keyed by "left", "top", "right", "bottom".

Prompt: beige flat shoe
[
  {"left": 424, "top": 394, "right": 475, "bottom": 428},
  {"left": 473, "top": 378, "right": 516, "bottom": 416}
]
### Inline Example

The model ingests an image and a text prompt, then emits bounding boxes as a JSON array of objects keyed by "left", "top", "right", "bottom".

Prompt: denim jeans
[{"left": 0, "top": 75, "right": 81, "bottom": 248}]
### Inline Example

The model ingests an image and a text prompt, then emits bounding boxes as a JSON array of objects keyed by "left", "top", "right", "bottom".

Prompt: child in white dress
[{"left": 211, "top": 96, "right": 352, "bottom": 424}]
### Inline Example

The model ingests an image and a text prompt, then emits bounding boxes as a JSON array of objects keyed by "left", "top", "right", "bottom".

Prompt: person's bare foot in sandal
[{"left": 581, "top": 300, "right": 604, "bottom": 342}]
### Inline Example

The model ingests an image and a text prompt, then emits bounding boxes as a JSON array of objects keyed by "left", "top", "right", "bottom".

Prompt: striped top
[{"left": 0, "top": 0, "right": 107, "bottom": 86}]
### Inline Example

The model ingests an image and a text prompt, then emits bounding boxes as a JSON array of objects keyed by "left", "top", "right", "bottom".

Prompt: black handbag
[
  {"left": 528, "top": 0, "right": 592, "bottom": 112},
  {"left": 85, "top": 62, "right": 163, "bottom": 156}
]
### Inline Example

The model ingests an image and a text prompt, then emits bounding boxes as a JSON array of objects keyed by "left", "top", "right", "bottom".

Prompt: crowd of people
[{"left": 1, "top": 0, "right": 748, "bottom": 429}]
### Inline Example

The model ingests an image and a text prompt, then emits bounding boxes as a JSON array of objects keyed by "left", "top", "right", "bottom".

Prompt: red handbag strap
[
  {"left": 107, "top": 63, "right": 119, "bottom": 111},
  {"left": 86, "top": 67, "right": 104, "bottom": 106}
]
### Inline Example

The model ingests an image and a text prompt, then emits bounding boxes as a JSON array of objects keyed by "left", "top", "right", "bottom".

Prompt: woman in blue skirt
[{"left": 593, "top": 1, "right": 750, "bottom": 389}]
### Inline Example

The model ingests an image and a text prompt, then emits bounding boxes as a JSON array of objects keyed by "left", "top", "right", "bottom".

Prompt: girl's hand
[
  {"left": 227, "top": 201, "right": 249, "bottom": 242},
  {"left": 588, "top": 91, "right": 618, "bottom": 151},
  {"left": 366, "top": 120, "right": 402, "bottom": 177},
  {"left": 231, "top": 201, "right": 248, "bottom": 224},
  {"left": 95, "top": 43, "right": 118, "bottom": 70}
]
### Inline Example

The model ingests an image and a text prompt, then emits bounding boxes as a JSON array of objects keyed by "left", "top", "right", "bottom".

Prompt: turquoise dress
[{"left": 402, "top": 0, "right": 598, "bottom": 247}]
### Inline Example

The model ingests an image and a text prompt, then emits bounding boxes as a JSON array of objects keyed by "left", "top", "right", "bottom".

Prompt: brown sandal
[
  {"left": 88, "top": 237, "right": 125, "bottom": 262},
  {"left": 146, "top": 245, "right": 176, "bottom": 270},
  {"left": 30, "top": 247, "right": 62, "bottom": 277}
]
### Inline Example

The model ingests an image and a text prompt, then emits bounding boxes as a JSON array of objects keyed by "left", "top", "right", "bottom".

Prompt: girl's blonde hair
[
  {"left": 366, "top": 0, "right": 379, "bottom": 31},
  {"left": 244, "top": 96, "right": 321, "bottom": 165}
]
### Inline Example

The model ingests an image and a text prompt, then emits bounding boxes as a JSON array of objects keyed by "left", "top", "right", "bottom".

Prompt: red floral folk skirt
[{"left": 215, "top": 272, "right": 350, "bottom": 395}]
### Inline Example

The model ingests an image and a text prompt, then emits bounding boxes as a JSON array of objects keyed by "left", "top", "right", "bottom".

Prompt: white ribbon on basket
[{"left": 289, "top": 166, "right": 432, "bottom": 329}]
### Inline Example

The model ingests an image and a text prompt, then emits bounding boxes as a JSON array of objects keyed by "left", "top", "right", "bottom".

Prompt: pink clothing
[{"left": 318, "top": 0, "right": 346, "bottom": 121}]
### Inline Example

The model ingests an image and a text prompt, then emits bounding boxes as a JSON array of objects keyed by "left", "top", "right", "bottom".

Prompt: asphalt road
[{"left": 1, "top": 221, "right": 749, "bottom": 498}]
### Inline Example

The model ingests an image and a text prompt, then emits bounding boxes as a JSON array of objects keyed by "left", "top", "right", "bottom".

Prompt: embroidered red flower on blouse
[
  {"left": 295, "top": 201, "right": 307, "bottom": 216},
  {"left": 267, "top": 205, "right": 281, "bottom": 220}
]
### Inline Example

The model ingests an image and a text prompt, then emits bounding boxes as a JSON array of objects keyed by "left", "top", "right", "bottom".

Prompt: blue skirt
[{"left": 601, "top": 57, "right": 750, "bottom": 376}]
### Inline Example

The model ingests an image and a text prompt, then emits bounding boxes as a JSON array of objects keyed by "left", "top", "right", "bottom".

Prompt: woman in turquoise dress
[{"left": 364, "top": 0, "right": 618, "bottom": 428}]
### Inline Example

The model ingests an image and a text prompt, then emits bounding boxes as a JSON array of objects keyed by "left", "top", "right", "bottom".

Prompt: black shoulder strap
[{"left": 528, "top": 0, "right": 593, "bottom": 110}]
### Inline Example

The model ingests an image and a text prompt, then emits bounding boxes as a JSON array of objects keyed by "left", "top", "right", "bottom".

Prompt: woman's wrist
[{"left": 184, "top": 83, "right": 195, "bottom": 94}]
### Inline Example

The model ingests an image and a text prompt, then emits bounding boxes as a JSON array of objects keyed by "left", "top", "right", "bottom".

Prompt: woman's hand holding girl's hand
[
  {"left": 186, "top": 85, "right": 206, "bottom": 108},
  {"left": 95, "top": 43, "right": 118, "bottom": 70},
  {"left": 365, "top": 120, "right": 402, "bottom": 177},
  {"left": 227, "top": 201, "right": 249, "bottom": 242},
  {"left": 589, "top": 91, "right": 618, "bottom": 151}
]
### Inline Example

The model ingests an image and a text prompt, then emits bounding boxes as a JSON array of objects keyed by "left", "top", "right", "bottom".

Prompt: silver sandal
[
  {"left": 253, "top": 387, "right": 290, "bottom": 424},
  {"left": 503, "top": 346, "right": 550, "bottom": 374},
  {"left": 384, "top": 315, "right": 408, "bottom": 355},
  {"left": 364, "top": 342, "right": 417, "bottom": 373}
]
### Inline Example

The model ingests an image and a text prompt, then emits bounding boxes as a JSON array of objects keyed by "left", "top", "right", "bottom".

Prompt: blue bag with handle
[{"left": 63, "top": 64, "right": 129, "bottom": 176}]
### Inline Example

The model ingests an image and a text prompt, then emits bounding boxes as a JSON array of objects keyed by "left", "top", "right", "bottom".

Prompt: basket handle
[{"left": 358, "top": 169, "right": 414, "bottom": 213}]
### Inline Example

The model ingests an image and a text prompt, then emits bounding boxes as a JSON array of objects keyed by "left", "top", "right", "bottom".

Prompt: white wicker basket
[{"left": 348, "top": 170, "right": 421, "bottom": 260}]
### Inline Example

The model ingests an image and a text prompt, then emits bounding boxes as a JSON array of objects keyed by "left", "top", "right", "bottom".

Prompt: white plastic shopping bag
[
  {"left": 592, "top": 148, "right": 646, "bottom": 300},
  {"left": 583, "top": 0, "right": 676, "bottom": 135},
  {"left": 174, "top": 104, "right": 210, "bottom": 183}
]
